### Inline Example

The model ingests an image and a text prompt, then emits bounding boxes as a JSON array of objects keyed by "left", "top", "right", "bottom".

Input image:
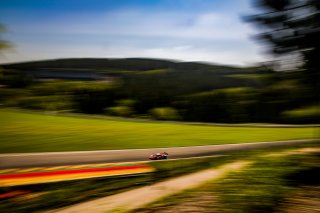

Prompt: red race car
[{"left": 148, "top": 152, "right": 168, "bottom": 160}]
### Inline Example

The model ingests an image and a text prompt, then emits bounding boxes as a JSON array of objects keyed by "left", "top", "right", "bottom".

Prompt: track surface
[{"left": 0, "top": 139, "right": 318, "bottom": 168}]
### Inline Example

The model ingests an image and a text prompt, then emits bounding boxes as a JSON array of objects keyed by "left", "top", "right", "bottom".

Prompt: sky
[{"left": 0, "top": 0, "right": 267, "bottom": 66}]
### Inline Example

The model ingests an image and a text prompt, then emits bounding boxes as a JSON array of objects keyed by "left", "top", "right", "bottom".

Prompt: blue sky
[{"left": 0, "top": 0, "right": 267, "bottom": 66}]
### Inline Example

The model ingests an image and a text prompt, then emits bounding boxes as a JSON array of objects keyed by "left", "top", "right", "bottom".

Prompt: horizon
[
  {"left": 0, "top": 0, "right": 267, "bottom": 66},
  {"left": 0, "top": 56, "right": 258, "bottom": 68}
]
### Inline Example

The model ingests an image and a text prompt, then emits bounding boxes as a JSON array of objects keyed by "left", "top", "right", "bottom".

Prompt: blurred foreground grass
[
  {"left": 0, "top": 109, "right": 317, "bottom": 153},
  {"left": 135, "top": 145, "right": 320, "bottom": 213},
  {"left": 214, "top": 152, "right": 320, "bottom": 212}
]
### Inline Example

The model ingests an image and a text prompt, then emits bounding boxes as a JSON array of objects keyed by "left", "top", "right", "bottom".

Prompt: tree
[{"left": 247, "top": 0, "right": 320, "bottom": 96}]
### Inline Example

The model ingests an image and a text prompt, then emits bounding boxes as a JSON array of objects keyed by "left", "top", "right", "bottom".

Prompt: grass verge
[{"left": 0, "top": 109, "right": 317, "bottom": 153}]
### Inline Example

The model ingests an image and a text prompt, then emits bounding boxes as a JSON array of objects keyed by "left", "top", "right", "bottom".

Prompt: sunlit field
[{"left": 0, "top": 109, "right": 316, "bottom": 153}]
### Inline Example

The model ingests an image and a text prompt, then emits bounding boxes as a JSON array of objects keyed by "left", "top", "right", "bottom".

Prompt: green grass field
[{"left": 0, "top": 109, "right": 317, "bottom": 153}]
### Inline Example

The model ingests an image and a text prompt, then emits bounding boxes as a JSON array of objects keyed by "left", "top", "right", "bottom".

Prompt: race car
[{"left": 148, "top": 152, "right": 168, "bottom": 160}]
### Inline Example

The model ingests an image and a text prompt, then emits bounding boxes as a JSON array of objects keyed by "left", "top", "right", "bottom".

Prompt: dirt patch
[
  {"left": 264, "top": 147, "right": 320, "bottom": 157},
  {"left": 134, "top": 192, "right": 226, "bottom": 213},
  {"left": 52, "top": 161, "right": 251, "bottom": 213}
]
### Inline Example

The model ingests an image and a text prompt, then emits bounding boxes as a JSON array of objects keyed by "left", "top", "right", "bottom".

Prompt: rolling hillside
[
  {"left": 2, "top": 58, "right": 271, "bottom": 90},
  {"left": 3, "top": 58, "right": 247, "bottom": 72},
  {"left": 3, "top": 58, "right": 312, "bottom": 124}
]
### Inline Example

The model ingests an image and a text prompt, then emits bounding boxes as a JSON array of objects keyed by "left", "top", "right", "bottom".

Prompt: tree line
[{"left": 0, "top": 59, "right": 318, "bottom": 123}]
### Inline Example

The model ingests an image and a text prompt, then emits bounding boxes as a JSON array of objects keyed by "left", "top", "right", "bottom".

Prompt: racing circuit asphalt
[{"left": 0, "top": 139, "right": 318, "bottom": 168}]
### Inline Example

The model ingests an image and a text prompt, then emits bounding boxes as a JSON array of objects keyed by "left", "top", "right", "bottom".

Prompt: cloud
[
  {"left": 11, "top": 8, "right": 256, "bottom": 41},
  {"left": 1, "top": 1, "right": 266, "bottom": 66},
  {"left": 141, "top": 45, "right": 264, "bottom": 66}
]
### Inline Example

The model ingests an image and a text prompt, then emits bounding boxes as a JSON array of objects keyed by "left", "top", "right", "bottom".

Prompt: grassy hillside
[{"left": 0, "top": 109, "right": 315, "bottom": 153}]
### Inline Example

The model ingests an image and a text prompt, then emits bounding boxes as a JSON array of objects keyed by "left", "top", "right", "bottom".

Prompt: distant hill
[
  {"left": 2, "top": 58, "right": 176, "bottom": 71},
  {"left": 2, "top": 58, "right": 258, "bottom": 73},
  {"left": 1, "top": 58, "right": 273, "bottom": 87}
]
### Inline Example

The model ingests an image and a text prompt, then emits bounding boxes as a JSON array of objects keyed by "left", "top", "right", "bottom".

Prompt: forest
[{"left": 0, "top": 58, "right": 318, "bottom": 123}]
